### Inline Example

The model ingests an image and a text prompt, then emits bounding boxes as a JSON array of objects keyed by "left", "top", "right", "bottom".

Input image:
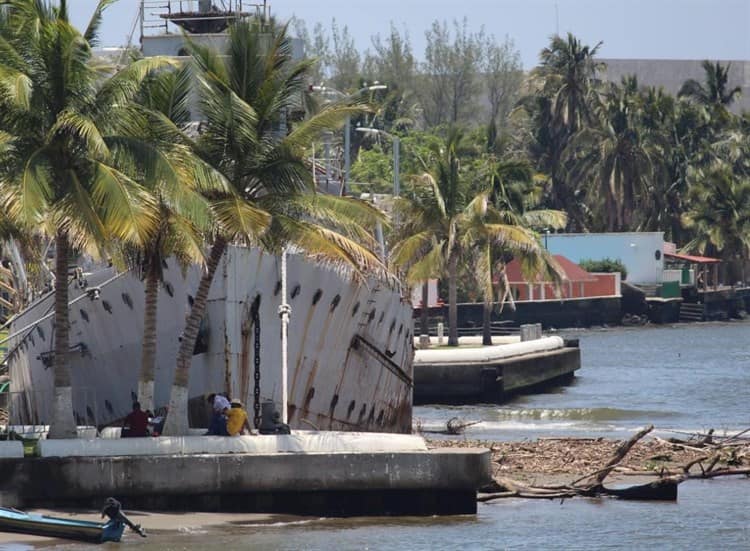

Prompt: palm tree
[
  {"left": 125, "top": 65, "right": 223, "bottom": 413},
  {"left": 520, "top": 33, "right": 603, "bottom": 229},
  {"left": 0, "top": 0, "right": 175, "bottom": 438},
  {"left": 464, "top": 195, "right": 566, "bottom": 345},
  {"left": 477, "top": 152, "right": 566, "bottom": 344},
  {"left": 160, "top": 20, "right": 384, "bottom": 436},
  {"left": 391, "top": 127, "right": 473, "bottom": 346},
  {"left": 537, "top": 33, "right": 603, "bottom": 134},
  {"left": 682, "top": 167, "right": 750, "bottom": 283},
  {"left": 570, "top": 77, "right": 653, "bottom": 231},
  {"left": 679, "top": 61, "right": 742, "bottom": 119}
]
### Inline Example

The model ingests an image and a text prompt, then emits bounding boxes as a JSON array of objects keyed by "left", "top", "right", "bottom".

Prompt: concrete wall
[
  {"left": 599, "top": 59, "right": 750, "bottom": 114},
  {"left": 0, "top": 442, "right": 23, "bottom": 458},
  {"left": 511, "top": 272, "right": 620, "bottom": 301},
  {"left": 0, "top": 449, "right": 490, "bottom": 515},
  {"left": 456, "top": 296, "right": 622, "bottom": 329},
  {"left": 414, "top": 347, "right": 580, "bottom": 404},
  {"left": 37, "top": 432, "right": 428, "bottom": 458},
  {"left": 546, "top": 233, "right": 665, "bottom": 285},
  {"left": 415, "top": 336, "right": 564, "bottom": 364}
]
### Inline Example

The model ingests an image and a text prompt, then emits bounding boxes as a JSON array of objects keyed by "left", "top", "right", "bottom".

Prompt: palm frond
[{"left": 89, "top": 160, "right": 159, "bottom": 246}]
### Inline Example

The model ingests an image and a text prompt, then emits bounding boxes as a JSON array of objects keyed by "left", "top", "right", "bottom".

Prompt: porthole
[
  {"left": 121, "top": 292, "right": 133, "bottom": 309},
  {"left": 161, "top": 259, "right": 169, "bottom": 270},
  {"left": 377, "top": 410, "right": 385, "bottom": 425},
  {"left": 187, "top": 295, "right": 194, "bottom": 307},
  {"left": 368, "top": 310, "right": 376, "bottom": 323},
  {"left": 398, "top": 324, "right": 403, "bottom": 336},
  {"left": 102, "top": 301, "right": 112, "bottom": 314},
  {"left": 86, "top": 406, "right": 95, "bottom": 422},
  {"left": 291, "top": 284, "right": 301, "bottom": 299},
  {"left": 312, "top": 289, "right": 323, "bottom": 305},
  {"left": 304, "top": 387, "right": 315, "bottom": 408},
  {"left": 274, "top": 281, "right": 282, "bottom": 296},
  {"left": 389, "top": 320, "right": 396, "bottom": 334},
  {"left": 378, "top": 311, "right": 384, "bottom": 324},
  {"left": 367, "top": 406, "right": 375, "bottom": 423},
  {"left": 329, "top": 394, "right": 339, "bottom": 413},
  {"left": 347, "top": 400, "right": 356, "bottom": 417},
  {"left": 164, "top": 282, "right": 174, "bottom": 297},
  {"left": 80, "top": 309, "right": 89, "bottom": 322},
  {"left": 104, "top": 400, "right": 114, "bottom": 414},
  {"left": 37, "top": 326, "right": 45, "bottom": 341},
  {"left": 330, "top": 294, "right": 341, "bottom": 312},
  {"left": 351, "top": 302, "right": 360, "bottom": 317},
  {"left": 358, "top": 403, "right": 367, "bottom": 420}
]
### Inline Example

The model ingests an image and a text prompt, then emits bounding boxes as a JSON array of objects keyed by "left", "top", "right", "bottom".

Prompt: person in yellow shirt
[{"left": 226, "top": 399, "right": 253, "bottom": 436}]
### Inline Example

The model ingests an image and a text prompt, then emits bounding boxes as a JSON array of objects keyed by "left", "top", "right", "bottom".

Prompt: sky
[{"left": 69, "top": 0, "right": 750, "bottom": 69}]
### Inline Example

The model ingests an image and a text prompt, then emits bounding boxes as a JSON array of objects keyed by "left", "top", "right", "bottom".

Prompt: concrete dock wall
[
  {"left": 0, "top": 448, "right": 490, "bottom": 516},
  {"left": 0, "top": 442, "right": 23, "bottom": 458},
  {"left": 414, "top": 347, "right": 581, "bottom": 405},
  {"left": 415, "top": 336, "right": 564, "bottom": 364},
  {"left": 37, "top": 432, "right": 427, "bottom": 458}
]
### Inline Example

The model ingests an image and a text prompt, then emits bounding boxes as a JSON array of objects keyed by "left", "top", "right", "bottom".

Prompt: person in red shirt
[{"left": 122, "top": 401, "right": 150, "bottom": 437}]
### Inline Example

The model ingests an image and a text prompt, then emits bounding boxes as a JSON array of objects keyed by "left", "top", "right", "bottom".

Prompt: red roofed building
[{"left": 505, "top": 255, "right": 621, "bottom": 301}]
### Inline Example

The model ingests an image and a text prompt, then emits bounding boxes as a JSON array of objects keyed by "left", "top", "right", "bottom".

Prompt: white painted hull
[{"left": 7, "top": 246, "right": 414, "bottom": 433}]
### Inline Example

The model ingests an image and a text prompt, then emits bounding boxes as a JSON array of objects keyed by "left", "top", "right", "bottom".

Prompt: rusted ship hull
[{"left": 6, "top": 246, "right": 414, "bottom": 433}]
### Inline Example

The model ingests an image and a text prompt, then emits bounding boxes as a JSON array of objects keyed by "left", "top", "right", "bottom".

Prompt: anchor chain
[{"left": 253, "top": 301, "right": 261, "bottom": 429}]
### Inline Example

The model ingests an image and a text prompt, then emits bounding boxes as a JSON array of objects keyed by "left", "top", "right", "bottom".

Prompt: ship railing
[
  {"left": 140, "top": 1, "right": 269, "bottom": 37},
  {"left": 0, "top": 387, "right": 100, "bottom": 441}
]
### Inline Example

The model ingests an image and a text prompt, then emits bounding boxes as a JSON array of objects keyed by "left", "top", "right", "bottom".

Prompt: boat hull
[
  {"left": 0, "top": 507, "right": 124, "bottom": 543},
  {"left": 6, "top": 246, "right": 414, "bottom": 433}
]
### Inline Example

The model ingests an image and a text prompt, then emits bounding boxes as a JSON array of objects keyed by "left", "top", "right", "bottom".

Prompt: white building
[{"left": 545, "top": 232, "right": 665, "bottom": 285}]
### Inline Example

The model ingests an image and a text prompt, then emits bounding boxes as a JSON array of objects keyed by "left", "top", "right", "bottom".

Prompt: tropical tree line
[
  {"left": 0, "top": 0, "right": 385, "bottom": 438},
  {"left": 308, "top": 26, "right": 749, "bottom": 303}
]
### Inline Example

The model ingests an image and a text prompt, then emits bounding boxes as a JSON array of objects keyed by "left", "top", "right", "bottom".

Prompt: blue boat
[{"left": 0, "top": 498, "right": 146, "bottom": 543}]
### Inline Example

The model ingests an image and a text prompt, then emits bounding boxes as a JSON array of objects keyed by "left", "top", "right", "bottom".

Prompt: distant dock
[{"left": 413, "top": 335, "right": 581, "bottom": 405}]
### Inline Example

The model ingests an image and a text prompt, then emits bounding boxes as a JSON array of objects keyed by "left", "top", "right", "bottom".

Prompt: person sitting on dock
[
  {"left": 206, "top": 393, "right": 230, "bottom": 436},
  {"left": 226, "top": 399, "right": 253, "bottom": 436},
  {"left": 122, "top": 402, "right": 149, "bottom": 437}
]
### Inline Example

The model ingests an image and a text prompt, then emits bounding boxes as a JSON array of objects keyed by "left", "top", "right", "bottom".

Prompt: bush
[{"left": 579, "top": 258, "right": 628, "bottom": 280}]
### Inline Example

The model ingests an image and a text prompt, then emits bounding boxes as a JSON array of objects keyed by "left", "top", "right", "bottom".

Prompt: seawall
[{"left": 414, "top": 346, "right": 581, "bottom": 405}]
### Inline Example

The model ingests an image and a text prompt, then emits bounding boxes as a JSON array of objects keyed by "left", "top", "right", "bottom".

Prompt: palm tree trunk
[
  {"left": 47, "top": 230, "right": 77, "bottom": 439},
  {"left": 420, "top": 282, "right": 429, "bottom": 337},
  {"left": 137, "top": 261, "right": 159, "bottom": 413},
  {"left": 482, "top": 300, "right": 492, "bottom": 346},
  {"left": 448, "top": 254, "right": 458, "bottom": 347},
  {"left": 162, "top": 235, "right": 227, "bottom": 436}
]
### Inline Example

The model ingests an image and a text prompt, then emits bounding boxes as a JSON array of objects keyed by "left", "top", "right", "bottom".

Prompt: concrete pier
[
  {"left": 414, "top": 338, "right": 581, "bottom": 405},
  {"left": 0, "top": 434, "right": 490, "bottom": 516}
]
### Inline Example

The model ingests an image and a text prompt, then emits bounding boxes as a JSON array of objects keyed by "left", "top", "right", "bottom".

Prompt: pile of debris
[{"left": 428, "top": 426, "right": 750, "bottom": 501}]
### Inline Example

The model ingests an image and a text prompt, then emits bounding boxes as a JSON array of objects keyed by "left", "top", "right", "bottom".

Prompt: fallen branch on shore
[
  {"left": 461, "top": 425, "right": 750, "bottom": 504},
  {"left": 418, "top": 417, "right": 481, "bottom": 435}
]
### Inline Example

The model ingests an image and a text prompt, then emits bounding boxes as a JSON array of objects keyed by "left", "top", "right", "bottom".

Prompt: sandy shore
[{"left": 0, "top": 510, "right": 288, "bottom": 546}]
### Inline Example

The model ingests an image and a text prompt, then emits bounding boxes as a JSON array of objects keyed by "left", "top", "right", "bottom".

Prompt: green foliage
[{"left": 579, "top": 258, "right": 628, "bottom": 280}]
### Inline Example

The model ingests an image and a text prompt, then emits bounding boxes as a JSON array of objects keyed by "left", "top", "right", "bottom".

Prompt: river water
[
  {"left": 3, "top": 322, "right": 749, "bottom": 550},
  {"left": 417, "top": 321, "right": 750, "bottom": 441}
]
